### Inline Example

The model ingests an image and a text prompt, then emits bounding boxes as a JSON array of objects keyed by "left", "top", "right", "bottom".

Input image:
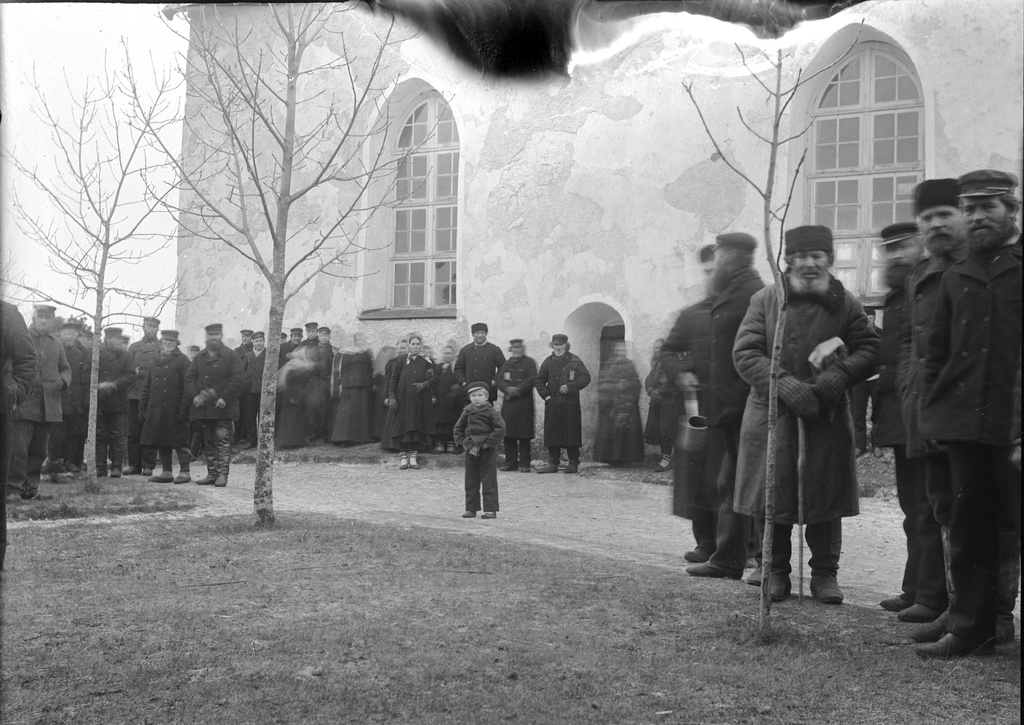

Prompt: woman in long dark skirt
[
  {"left": 330, "top": 330, "right": 374, "bottom": 444},
  {"left": 593, "top": 340, "right": 645, "bottom": 464},
  {"left": 276, "top": 347, "right": 313, "bottom": 448},
  {"left": 433, "top": 343, "right": 462, "bottom": 453},
  {"left": 643, "top": 338, "right": 677, "bottom": 472},
  {"left": 379, "top": 337, "right": 408, "bottom": 451},
  {"left": 387, "top": 332, "right": 438, "bottom": 470}
]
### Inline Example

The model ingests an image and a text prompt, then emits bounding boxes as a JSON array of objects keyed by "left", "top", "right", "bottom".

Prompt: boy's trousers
[{"left": 465, "top": 447, "right": 499, "bottom": 513}]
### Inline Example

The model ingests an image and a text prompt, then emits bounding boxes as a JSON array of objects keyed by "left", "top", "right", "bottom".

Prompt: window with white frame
[
  {"left": 807, "top": 45, "right": 924, "bottom": 298},
  {"left": 391, "top": 96, "right": 459, "bottom": 309}
]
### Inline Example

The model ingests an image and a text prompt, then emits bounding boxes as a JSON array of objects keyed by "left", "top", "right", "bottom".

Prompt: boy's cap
[
  {"left": 467, "top": 381, "right": 490, "bottom": 395},
  {"left": 304, "top": 322, "right": 319, "bottom": 330},
  {"left": 251, "top": 331, "right": 266, "bottom": 340},
  {"left": 318, "top": 326, "right": 331, "bottom": 333},
  {"left": 290, "top": 327, "right": 303, "bottom": 334}
]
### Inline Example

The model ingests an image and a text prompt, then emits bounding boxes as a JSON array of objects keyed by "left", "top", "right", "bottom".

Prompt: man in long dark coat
[
  {"left": 140, "top": 330, "right": 192, "bottom": 483},
  {"left": 48, "top": 319, "right": 90, "bottom": 477},
  {"left": 733, "top": 225, "right": 879, "bottom": 605},
  {"left": 185, "top": 323, "right": 244, "bottom": 487},
  {"left": 917, "top": 170, "right": 1021, "bottom": 659},
  {"left": 232, "top": 329, "right": 254, "bottom": 444},
  {"left": 674, "top": 235, "right": 765, "bottom": 579},
  {"left": 242, "top": 331, "right": 267, "bottom": 449},
  {"left": 535, "top": 333, "right": 591, "bottom": 474},
  {"left": 497, "top": 339, "right": 536, "bottom": 472},
  {"left": 126, "top": 316, "right": 160, "bottom": 476},
  {"left": 869, "top": 222, "right": 942, "bottom": 624},
  {"left": 306, "top": 326, "right": 335, "bottom": 442},
  {"left": 455, "top": 322, "right": 506, "bottom": 403},
  {"left": 1, "top": 299, "right": 37, "bottom": 568},
  {"left": 896, "top": 179, "right": 967, "bottom": 644},
  {"left": 8, "top": 304, "right": 71, "bottom": 501},
  {"left": 96, "top": 327, "right": 137, "bottom": 478}
]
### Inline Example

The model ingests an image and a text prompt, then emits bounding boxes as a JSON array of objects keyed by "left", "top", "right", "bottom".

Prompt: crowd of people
[{"left": 1, "top": 169, "right": 1019, "bottom": 660}]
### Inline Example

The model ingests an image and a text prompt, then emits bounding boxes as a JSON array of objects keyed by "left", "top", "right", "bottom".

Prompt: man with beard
[
  {"left": 242, "top": 331, "right": 267, "bottom": 450},
  {"left": 455, "top": 323, "right": 506, "bottom": 404},
  {"left": 139, "top": 330, "right": 192, "bottom": 483},
  {"left": 671, "top": 236, "right": 765, "bottom": 574},
  {"left": 733, "top": 225, "right": 879, "bottom": 604},
  {"left": 47, "top": 319, "right": 90, "bottom": 478},
  {"left": 95, "top": 327, "right": 137, "bottom": 478},
  {"left": 535, "top": 334, "right": 591, "bottom": 474},
  {"left": 185, "top": 323, "right": 244, "bottom": 487},
  {"left": 8, "top": 304, "right": 71, "bottom": 501},
  {"left": 917, "top": 170, "right": 1021, "bottom": 658},
  {"left": 870, "top": 222, "right": 944, "bottom": 624},
  {"left": 126, "top": 316, "right": 161, "bottom": 476},
  {"left": 892, "top": 179, "right": 964, "bottom": 636}
]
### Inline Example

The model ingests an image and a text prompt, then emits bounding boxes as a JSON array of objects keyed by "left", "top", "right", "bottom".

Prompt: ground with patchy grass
[
  {"left": 1, "top": 514, "right": 1019, "bottom": 724},
  {"left": 5, "top": 475, "right": 201, "bottom": 522}
]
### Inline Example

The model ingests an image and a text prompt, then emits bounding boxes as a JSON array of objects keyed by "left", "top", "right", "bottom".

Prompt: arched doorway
[{"left": 564, "top": 301, "right": 627, "bottom": 449}]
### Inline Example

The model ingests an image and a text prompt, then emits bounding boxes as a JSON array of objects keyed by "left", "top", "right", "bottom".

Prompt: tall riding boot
[
  {"left": 913, "top": 526, "right": 954, "bottom": 643},
  {"left": 996, "top": 530, "right": 1020, "bottom": 644}
]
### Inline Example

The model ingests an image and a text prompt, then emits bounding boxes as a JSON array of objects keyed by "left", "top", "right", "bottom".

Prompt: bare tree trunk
[
  {"left": 84, "top": 294, "right": 104, "bottom": 487},
  {"left": 254, "top": 285, "right": 285, "bottom": 528}
]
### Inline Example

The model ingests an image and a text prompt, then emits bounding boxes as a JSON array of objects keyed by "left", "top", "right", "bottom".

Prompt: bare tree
[
  {"left": 138, "top": 4, "right": 406, "bottom": 527},
  {"left": 683, "top": 30, "right": 860, "bottom": 631},
  {"left": 3, "top": 49, "right": 181, "bottom": 486}
]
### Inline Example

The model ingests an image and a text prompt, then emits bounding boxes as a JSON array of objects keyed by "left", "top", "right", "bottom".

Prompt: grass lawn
[
  {"left": 2, "top": 514, "right": 1017, "bottom": 724},
  {"left": 5, "top": 475, "right": 201, "bottom": 522}
]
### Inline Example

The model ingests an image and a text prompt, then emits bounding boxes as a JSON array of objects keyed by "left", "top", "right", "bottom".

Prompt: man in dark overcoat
[
  {"left": 48, "top": 319, "right": 90, "bottom": 476},
  {"left": 676, "top": 234, "right": 765, "bottom": 582},
  {"left": 917, "top": 170, "right": 1022, "bottom": 659},
  {"left": 242, "top": 331, "right": 267, "bottom": 449},
  {"left": 232, "top": 329, "right": 254, "bottom": 444},
  {"left": 297, "top": 322, "right": 319, "bottom": 349},
  {"left": 8, "top": 304, "right": 71, "bottom": 501},
  {"left": 140, "top": 330, "right": 192, "bottom": 483},
  {"left": 733, "top": 225, "right": 879, "bottom": 605},
  {"left": 126, "top": 316, "right": 160, "bottom": 476},
  {"left": 455, "top": 322, "right": 506, "bottom": 403},
  {"left": 535, "top": 333, "right": 591, "bottom": 474},
  {"left": 496, "top": 339, "right": 536, "bottom": 472},
  {"left": 95, "top": 327, "right": 136, "bottom": 478},
  {"left": 870, "top": 222, "right": 944, "bottom": 624},
  {"left": 185, "top": 323, "right": 244, "bottom": 487},
  {"left": 1, "top": 299, "right": 37, "bottom": 567},
  {"left": 896, "top": 179, "right": 967, "bottom": 644}
]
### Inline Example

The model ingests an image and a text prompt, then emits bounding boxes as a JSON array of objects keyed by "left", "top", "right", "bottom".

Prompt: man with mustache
[
  {"left": 917, "top": 169, "right": 1021, "bottom": 658},
  {"left": 892, "top": 179, "right": 964, "bottom": 636},
  {"left": 732, "top": 225, "right": 879, "bottom": 605}
]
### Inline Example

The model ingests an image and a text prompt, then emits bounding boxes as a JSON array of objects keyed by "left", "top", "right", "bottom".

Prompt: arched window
[
  {"left": 807, "top": 44, "right": 923, "bottom": 298},
  {"left": 391, "top": 95, "right": 460, "bottom": 309}
]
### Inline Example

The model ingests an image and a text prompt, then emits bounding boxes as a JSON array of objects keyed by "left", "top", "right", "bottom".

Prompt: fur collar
[{"left": 784, "top": 273, "right": 846, "bottom": 313}]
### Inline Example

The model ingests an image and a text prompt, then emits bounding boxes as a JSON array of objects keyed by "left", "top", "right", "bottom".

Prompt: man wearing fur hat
[
  {"left": 733, "top": 225, "right": 879, "bottom": 605},
  {"left": 455, "top": 323, "right": 506, "bottom": 404},
  {"left": 916, "top": 170, "right": 1021, "bottom": 658},
  {"left": 139, "top": 330, "right": 192, "bottom": 483}
]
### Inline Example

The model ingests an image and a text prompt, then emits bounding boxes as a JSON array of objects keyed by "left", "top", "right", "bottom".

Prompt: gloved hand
[
  {"left": 813, "top": 367, "right": 849, "bottom": 408},
  {"left": 777, "top": 376, "right": 819, "bottom": 419},
  {"left": 388, "top": 397, "right": 398, "bottom": 411}
]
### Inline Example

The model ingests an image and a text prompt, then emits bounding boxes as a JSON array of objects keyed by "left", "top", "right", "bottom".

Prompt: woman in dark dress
[
  {"left": 643, "top": 338, "right": 677, "bottom": 472},
  {"left": 379, "top": 337, "right": 408, "bottom": 451},
  {"left": 433, "top": 343, "right": 462, "bottom": 453},
  {"left": 387, "top": 332, "right": 438, "bottom": 470},
  {"left": 593, "top": 340, "right": 645, "bottom": 464},
  {"left": 276, "top": 347, "right": 313, "bottom": 448},
  {"left": 330, "top": 330, "right": 374, "bottom": 444}
]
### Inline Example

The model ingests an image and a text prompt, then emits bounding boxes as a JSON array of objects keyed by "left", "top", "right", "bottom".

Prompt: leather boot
[
  {"left": 996, "top": 530, "right": 1020, "bottom": 644},
  {"left": 913, "top": 526, "right": 955, "bottom": 643},
  {"left": 194, "top": 471, "right": 217, "bottom": 485},
  {"left": 148, "top": 469, "right": 175, "bottom": 483}
]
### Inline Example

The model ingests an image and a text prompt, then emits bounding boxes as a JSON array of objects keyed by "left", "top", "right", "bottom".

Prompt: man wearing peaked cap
[
  {"left": 185, "top": 323, "right": 244, "bottom": 487},
  {"left": 48, "top": 314, "right": 91, "bottom": 480},
  {"left": 496, "top": 338, "right": 537, "bottom": 472},
  {"left": 95, "top": 322, "right": 137, "bottom": 478},
  {"left": 139, "top": 329, "right": 192, "bottom": 484},
  {"left": 241, "top": 331, "right": 267, "bottom": 450},
  {"left": 916, "top": 170, "right": 1021, "bottom": 658},
  {"left": 731, "top": 224, "right": 879, "bottom": 605},
  {"left": 8, "top": 302, "right": 71, "bottom": 500},
  {"left": 534, "top": 333, "right": 591, "bottom": 474},
  {"left": 232, "top": 330, "right": 256, "bottom": 446},
  {"left": 297, "top": 322, "right": 319, "bottom": 350},
  {"left": 126, "top": 315, "right": 161, "bottom": 476},
  {"left": 455, "top": 322, "right": 506, "bottom": 405}
]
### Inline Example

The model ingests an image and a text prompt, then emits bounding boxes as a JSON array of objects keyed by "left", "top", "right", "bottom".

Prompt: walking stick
[{"left": 797, "top": 417, "right": 807, "bottom": 603}]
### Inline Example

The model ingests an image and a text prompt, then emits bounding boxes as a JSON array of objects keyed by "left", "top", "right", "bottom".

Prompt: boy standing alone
[{"left": 454, "top": 382, "right": 505, "bottom": 519}]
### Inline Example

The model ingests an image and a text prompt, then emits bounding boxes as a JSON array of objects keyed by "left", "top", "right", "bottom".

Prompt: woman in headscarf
[
  {"left": 276, "top": 346, "right": 315, "bottom": 448},
  {"left": 330, "top": 330, "right": 374, "bottom": 444},
  {"left": 593, "top": 340, "right": 645, "bottom": 464},
  {"left": 643, "top": 338, "right": 677, "bottom": 472},
  {"left": 387, "top": 332, "right": 438, "bottom": 469},
  {"left": 379, "top": 336, "right": 408, "bottom": 451},
  {"left": 433, "top": 342, "right": 462, "bottom": 453}
]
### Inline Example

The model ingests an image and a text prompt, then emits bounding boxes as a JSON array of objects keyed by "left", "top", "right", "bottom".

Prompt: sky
[{"left": 0, "top": 3, "right": 187, "bottom": 338}]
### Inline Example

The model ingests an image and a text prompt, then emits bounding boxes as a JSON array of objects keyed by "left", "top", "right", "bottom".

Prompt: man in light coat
[{"left": 732, "top": 225, "right": 879, "bottom": 605}]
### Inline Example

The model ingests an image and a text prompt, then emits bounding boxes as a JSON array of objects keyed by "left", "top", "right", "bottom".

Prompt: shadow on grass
[{"left": 2, "top": 513, "right": 1017, "bottom": 724}]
